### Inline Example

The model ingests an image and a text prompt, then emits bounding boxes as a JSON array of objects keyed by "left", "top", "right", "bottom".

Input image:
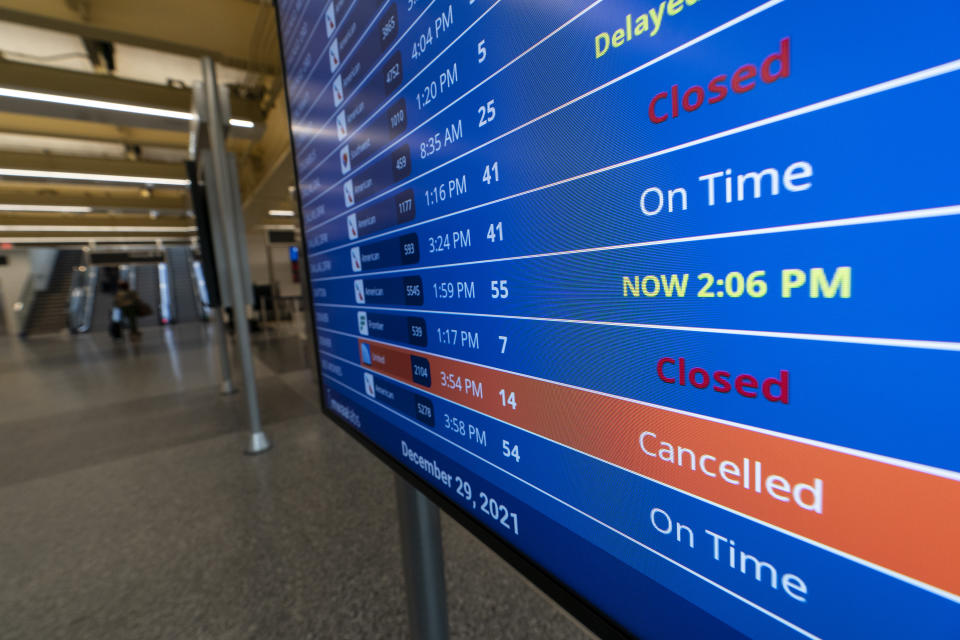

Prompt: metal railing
[
  {"left": 68, "top": 266, "right": 99, "bottom": 333},
  {"left": 157, "top": 262, "right": 173, "bottom": 324},
  {"left": 191, "top": 260, "right": 211, "bottom": 320}
]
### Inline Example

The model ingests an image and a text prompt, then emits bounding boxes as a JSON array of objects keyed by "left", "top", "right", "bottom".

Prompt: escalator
[
  {"left": 165, "top": 247, "right": 201, "bottom": 323},
  {"left": 24, "top": 250, "right": 84, "bottom": 336},
  {"left": 89, "top": 267, "right": 119, "bottom": 333},
  {"left": 77, "top": 251, "right": 207, "bottom": 332},
  {"left": 132, "top": 265, "right": 161, "bottom": 328}
]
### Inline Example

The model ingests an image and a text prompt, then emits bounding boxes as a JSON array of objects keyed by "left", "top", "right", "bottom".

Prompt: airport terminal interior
[
  {"left": 1, "top": 327, "right": 589, "bottom": 639},
  {"left": 0, "top": 2, "right": 589, "bottom": 638},
  {"left": 3, "top": 1, "right": 957, "bottom": 639}
]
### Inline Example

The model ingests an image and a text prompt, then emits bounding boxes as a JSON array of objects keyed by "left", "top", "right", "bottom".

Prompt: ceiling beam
[
  {"left": 0, "top": 150, "right": 188, "bottom": 183},
  {"left": 0, "top": 112, "right": 256, "bottom": 153},
  {"left": 0, "top": 211, "right": 193, "bottom": 225},
  {"left": 0, "top": 189, "right": 188, "bottom": 213},
  {"left": 0, "top": 58, "right": 263, "bottom": 135},
  {"left": 0, "top": 210, "right": 197, "bottom": 242},
  {"left": 0, "top": 0, "right": 279, "bottom": 74},
  {"left": 0, "top": 56, "right": 188, "bottom": 110}
]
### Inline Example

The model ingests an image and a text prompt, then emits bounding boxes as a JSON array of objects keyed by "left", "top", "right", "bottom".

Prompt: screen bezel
[{"left": 273, "top": 4, "right": 641, "bottom": 637}]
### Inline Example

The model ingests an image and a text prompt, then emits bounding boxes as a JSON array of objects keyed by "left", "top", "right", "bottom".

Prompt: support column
[
  {"left": 395, "top": 476, "right": 450, "bottom": 640},
  {"left": 201, "top": 56, "right": 270, "bottom": 455}
]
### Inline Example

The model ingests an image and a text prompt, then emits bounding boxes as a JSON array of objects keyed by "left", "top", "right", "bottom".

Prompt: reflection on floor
[{"left": 0, "top": 324, "right": 592, "bottom": 639}]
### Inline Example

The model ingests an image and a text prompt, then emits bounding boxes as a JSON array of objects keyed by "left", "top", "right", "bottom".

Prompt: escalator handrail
[
  {"left": 76, "top": 266, "right": 99, "bottom": 333},
  {"left": 188, "top": 257, "right": 208, "bottom": 321}
]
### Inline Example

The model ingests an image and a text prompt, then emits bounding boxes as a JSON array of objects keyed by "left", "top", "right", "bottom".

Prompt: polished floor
[{"left": 0, "top": 324, "right": 592, "bottom": 639}]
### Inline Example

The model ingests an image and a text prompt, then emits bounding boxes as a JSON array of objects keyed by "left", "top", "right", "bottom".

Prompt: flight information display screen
[{"left": 276, "top": 1, "right": 960, "bottom": 637}]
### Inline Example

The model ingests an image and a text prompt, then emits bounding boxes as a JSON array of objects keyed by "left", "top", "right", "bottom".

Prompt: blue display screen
[{"left": 276, "top": 1, "right": 960, "bottom": 637}]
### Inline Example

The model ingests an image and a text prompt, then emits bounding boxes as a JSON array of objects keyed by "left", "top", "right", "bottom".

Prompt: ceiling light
[
  {"left": 0, "top": 204, "right": 93, "bottom": 213},
  {"left": 0, "top": 236, "right": 194, "bottom": 245},
  {"left": 0, "top": 87, "right": 194, "bottom": 120},
  {"left": 0, "top": 88, "right": 256, "bottom": 129},
  {"left": 0, "top": 168, "right": 190, "bottom": 186},
  {"left": 0, "top": 224, "right": 197, "bottom": 232},
  {"left": 268, "top": 209, "right": 296, "bottom": 217}
]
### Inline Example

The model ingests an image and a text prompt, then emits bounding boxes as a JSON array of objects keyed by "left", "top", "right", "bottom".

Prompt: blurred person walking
[{"left": 113, "top": 281, "right": 148, "bottom": 339}]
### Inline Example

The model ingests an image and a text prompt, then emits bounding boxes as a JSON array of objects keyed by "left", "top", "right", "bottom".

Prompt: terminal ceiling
[{"left": 0, "top": 0, "right": 298, "bottom": 245}]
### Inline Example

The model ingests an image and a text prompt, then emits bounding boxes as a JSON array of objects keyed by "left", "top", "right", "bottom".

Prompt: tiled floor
[{"left": 0, "top": 324, "right": 592, "bottom": 639}]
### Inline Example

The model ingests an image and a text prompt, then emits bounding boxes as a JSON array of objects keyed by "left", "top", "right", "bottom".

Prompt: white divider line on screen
[
  {"left": 295, "top": 0, "right": 441, "bottom": 149},
  {"left": 319, "top": 351, "right": 960, "bottom": 608},
  {"left": 310, "top": 204, "right": 960, "bottom": 281},
  {"left": 304, "top": 0, "right": 786, "bottom": 220},
  {"left": 317, "top": 328, "right": 960, "bottom": 483},
  {"left": 321, "top": 373, "right": 823, "bottom": 639},
  {"left": 299, "top": 0, "right": 598, "bottom": 185},
  {"left": 289, "top": 0, "right": 375, "bottom": 103},
  {"left": 286, "top": 0, "right": 356, "bottom": 72},
  {"left": 315, "top": 301, "right": 960, "bottom": 354},
  {"left": 299, "top": 0, "right": 505, "bottom": 178},
  {"left": 307, "top": 54, "right": 960, "bottom": 243},
  {"left": 293, "top": 0, "right": 433, "bottom": 116},
  {"left": 281, "top": 0, "right": 314, "bottom": 41},
  {"left": 283, "top": 9, "right": 322, "bottom": 66}
]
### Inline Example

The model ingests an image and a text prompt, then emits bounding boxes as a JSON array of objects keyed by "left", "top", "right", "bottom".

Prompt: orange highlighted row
[{"left": 358, "top": 339, "right": 960, "bottom": 598}]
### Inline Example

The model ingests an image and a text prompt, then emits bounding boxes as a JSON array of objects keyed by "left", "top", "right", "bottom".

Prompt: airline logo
[
  {"left": 346, "top": 212, "right": 359, "bottom": 239},
  {"left": 363, "top": 371, "right": 376, "bottom": 397},
  {"left": 343, "top": 179, "right": 355, "bottom": 207},
  {"left": 332, "top": 75, "right": 344, "bottom": 107},
  {"left": 329, "top": 38, "right": 340, "bottom": 72},
  {"left": 350, "top": 246, "right": 362, "bottom": 272},
  {"left": 339, "top": 145, "right": 351, "bottom": 175},
  {"left": 354, "top": 278, "right": 365, "bottom": 303},
  {"left": 357, "top": 310, "right": 368, "bottom": 336},
  {"left": 360, "top": 342, "right": 372, "bottom": 365},
  {"left": 325, "top": 2, "right": 336, "bottom": 37},
  {"left": 336, "top": 111, "right": 348, "bottom": 140}
]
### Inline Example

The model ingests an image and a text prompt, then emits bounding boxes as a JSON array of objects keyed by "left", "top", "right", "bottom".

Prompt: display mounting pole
[
  {"left": 200, "top": 56, "right": 270, "bottom": 455},
  {"left": 395, "top": 475, "right": 450, "bottom": 640}
]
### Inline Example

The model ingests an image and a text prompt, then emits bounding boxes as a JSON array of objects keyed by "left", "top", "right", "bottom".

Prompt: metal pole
[
  {"left": 201, "top": 56, "right": 270, "bottom": 455},
  {"left": 264, "top": 233, "right": 276, "bottom": 322},
  {"left": 212, "top": 307, "right": 235, "bottom": 394},
  {"left": 395, "top": 476, "right": 449, "bottom": 640}
]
